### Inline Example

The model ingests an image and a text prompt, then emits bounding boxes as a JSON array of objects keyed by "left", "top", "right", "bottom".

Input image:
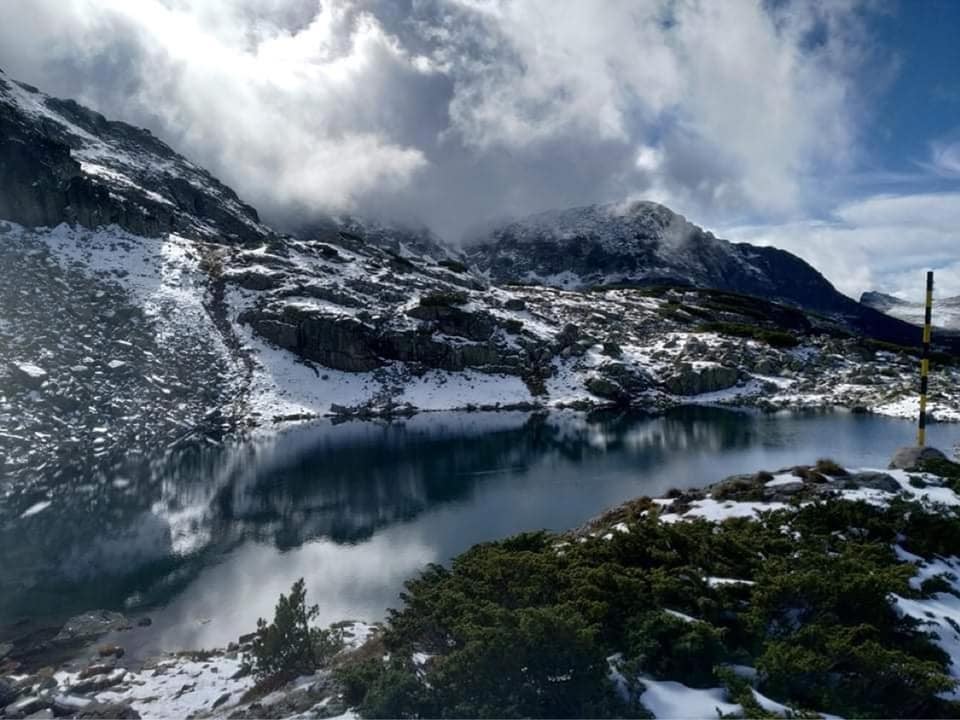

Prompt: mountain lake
[{"left": 1, "top": 406, "right": 957, "bottom": 656}]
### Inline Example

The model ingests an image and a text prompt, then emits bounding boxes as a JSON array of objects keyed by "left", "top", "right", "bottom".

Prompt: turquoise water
[{"left": 1, "top": 406, "right": 956, "bottom": 653}]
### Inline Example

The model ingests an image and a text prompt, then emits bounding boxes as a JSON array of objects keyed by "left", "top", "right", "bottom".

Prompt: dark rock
[
  {"left": 843, "top": 471, "right": 901, "bottom": 493},
  {"left": 504, "top": 297, "right": 526, "bottom": 310},
  {"left": 0, "top": 677, "right": 19, "bottom": 707},
  {"left": 3, "top": 695, "right": 47, "bottom": 718},
  {"left": 75, "top": 701, "right": 140, "bottom": 719},
  {"left": 601, "top": 341, "right": 622, "bottom": 358},
  {"left": 889, "top": 446, "right": 948, "bottom": 471},
  {"left": 555, "top": 323, "right": 580, "bottom": 350},
  {"left": 53, "top": 611, "right": 128, "bottom": 644},
  {"left": 69, "top": 670, "right": 126, "bottom": 694},
  {"left": 406, "top": 304, "right": 496, "bottom": 342},
  {"left": 10, "top": 362, "right": 47, "bottom": 389},
  {"left": 226, "top": 268, "right": 286, "bottom": 291},
  {"left": 664, "top": 363, "right": 739, "bottom": 396},
  {"left": 51, "top": 695, "right": 93, "bottom": 715},
  {"left": 0, "top": 74, "right": 265, "bottom": 244},
  {"left": 97, "top": 645, "right": 124, "bottom": 659},
  {"left": 585, "top": 376, "right": 626, "bottom": 403},
  {"left": 79, "top": 663, "right": 115, "bottom": 679}
]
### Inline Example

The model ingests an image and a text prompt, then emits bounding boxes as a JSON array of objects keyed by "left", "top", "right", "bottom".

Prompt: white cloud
[
  {"left": 419, "top": 0, "right": 870, "bottom": 218},
  {"left": 930, "top": 138, "right": 960, "bottom": 177},
  {"left": 0, "top": 0, "right": 880, "bottom": 236},
  {"left": 0, "top": 0, "right": 430, "bottom": 217},
  {"left": 725, "top": 192, "right": 960, "bottom": 300}
]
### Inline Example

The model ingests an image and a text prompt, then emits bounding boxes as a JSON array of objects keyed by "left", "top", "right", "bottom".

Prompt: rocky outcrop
[
  {"left": 889, "top": 446, "right": 948, "bottom": 471},
  {"left": 0, "top": 73, "right": 267, "bottom": 244},
  {"left": 663, "top": 362, "right": 739, "bottom": 396}
]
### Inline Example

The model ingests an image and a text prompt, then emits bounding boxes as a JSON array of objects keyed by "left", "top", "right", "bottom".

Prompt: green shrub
[
  {"left": 358, "top": 659, "right": 427, "bottom": 719},
  {"left": 249, "top": 578, "right": 341, "bottom": 682},
  {"left": 625, "top": 610, "right": 726, "bottom": 687},
  {"left": 327, "top": 498, "right": 960, "bottom": 718},
  {"left": 336, "top": 658, "right": 386, "bottom": 707},
  {"left": 714, "top": 666, "right": 782, "bottom": 719}
]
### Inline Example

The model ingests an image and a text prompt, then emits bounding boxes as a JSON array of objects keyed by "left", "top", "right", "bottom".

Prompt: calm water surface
[{"left": 1, "top": 406, "right": 957, "bottom": 653}]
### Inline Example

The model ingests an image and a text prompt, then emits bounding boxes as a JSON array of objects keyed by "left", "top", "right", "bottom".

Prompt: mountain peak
[{"left": 0, "top": 70, "right": 268, "bottom": 244}]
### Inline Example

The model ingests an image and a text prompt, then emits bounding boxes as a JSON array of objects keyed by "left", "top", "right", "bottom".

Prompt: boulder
[
  {"left": 224, "top": 267, "right": 286, "bottom": 291},
  {"left": 585, "top": 376, "right": 627, "bottom": 403},
  {"left": 842, "top": 472, "right": 901, "bottom": 493},
  {"left": 0, "top": 677, "right": 18, "bottom": 707},
  {"left": 10, "top": 362, "right": 47, "bottom": 388},
  {"left": 406, "top": 304, "right": 496, "bottom": 342},
  {"left": 53, "top": 610, "right": 128, "bottom": 644},
  {"left": 3, "top": 695, "right": 47, "bottom": 719},
  {"left": 888, "top": 446, "right": 948, "bottom": 471},
  {"left": 51, "top": 695, "right": 92, "bottom": 715},
  {"left": 664, "top": 363, "right": 739, "bottom": 396},
  {"left": 75, "top": 702, "right": 140, "bottom": 719}
]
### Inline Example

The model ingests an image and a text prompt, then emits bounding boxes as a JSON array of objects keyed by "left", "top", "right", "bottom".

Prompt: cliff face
[{"left": 0, "top": 70, "right": 268, "bottom": 244}]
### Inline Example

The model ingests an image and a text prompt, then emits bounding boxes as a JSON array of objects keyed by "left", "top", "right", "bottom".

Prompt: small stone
[
  {"left": 97, "top": 644, "right": 125, "bottom": 658},
  {"left": 10, "top": 363, "right": 47, "bottom": 388},
  {"left": 78, "top": 663, "right": 115, "bottom": 679},
  {"left": 5, "top": 695, "right": 47, "bottom": 718}
]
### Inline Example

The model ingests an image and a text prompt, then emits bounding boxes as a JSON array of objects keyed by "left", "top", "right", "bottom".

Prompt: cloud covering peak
[{"left": 0, "top": 0, "right": 877, "bottom": 240}]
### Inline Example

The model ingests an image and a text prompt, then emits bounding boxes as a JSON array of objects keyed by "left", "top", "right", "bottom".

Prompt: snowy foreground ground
[{"left": 4, "top": 461, "right": 959, "bottom": 719}]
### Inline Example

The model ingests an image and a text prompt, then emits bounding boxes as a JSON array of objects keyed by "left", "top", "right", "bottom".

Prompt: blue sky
[
  {"left": 0, "top": 0, "right": 957, "bottom": 298},
  {"left": 867, "top": 1, "right": 960, "bottom": 180}
]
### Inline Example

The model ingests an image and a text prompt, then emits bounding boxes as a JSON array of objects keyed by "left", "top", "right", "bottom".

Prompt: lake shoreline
[{"left": 3, "top": 444, "right": 960, "bottom": 718}]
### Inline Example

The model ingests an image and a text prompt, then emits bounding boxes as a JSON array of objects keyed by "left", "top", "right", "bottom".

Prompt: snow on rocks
[{"left": 53, "top": 654, "right": 254, "bottom": 720}]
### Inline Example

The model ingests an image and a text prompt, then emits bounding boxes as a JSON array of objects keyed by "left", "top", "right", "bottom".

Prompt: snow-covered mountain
[
  {"left": 861, "top": 290, "right": 960, "bottom": 330},
  {"left": 465, "top": 202, "right": 851, "bottom": 314},
  {"left": 3, "top": 69, "right": 960, "bottom": 494}
]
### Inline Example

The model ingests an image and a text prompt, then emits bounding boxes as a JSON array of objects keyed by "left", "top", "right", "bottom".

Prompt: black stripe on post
[{"left": 918, "top": 270, "right": 934, "bottom": 446}]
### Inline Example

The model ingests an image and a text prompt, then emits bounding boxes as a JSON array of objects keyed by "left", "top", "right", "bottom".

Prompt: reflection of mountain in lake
[
  {"left": 0, "top": 407, "right": 760, "bottom": 624},
  {"left": 221, "top": 407, "right": 760, "bottom": 549}
]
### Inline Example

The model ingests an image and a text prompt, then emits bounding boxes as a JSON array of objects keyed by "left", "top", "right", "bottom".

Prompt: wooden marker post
[{"left": 918, "top": 270, "right": 934, "bottom": 447}]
